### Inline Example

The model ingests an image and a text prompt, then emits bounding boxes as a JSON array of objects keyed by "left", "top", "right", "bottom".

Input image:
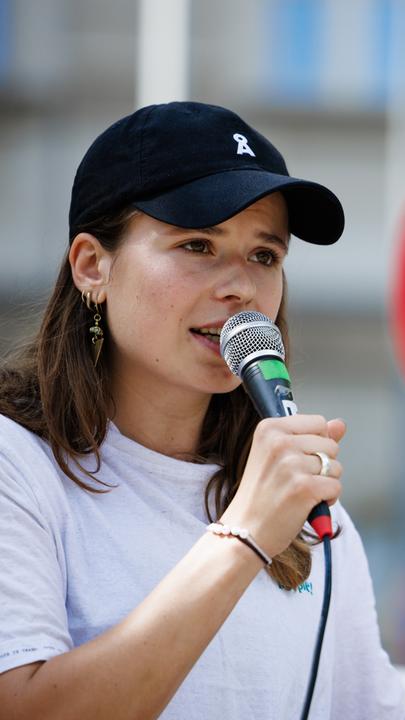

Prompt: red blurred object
[{"left": 390, "top": 210, "right": 405, "bottom": 376}]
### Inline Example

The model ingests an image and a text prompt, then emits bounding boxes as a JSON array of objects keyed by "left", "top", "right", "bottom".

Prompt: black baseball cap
[{"left": 69, "top": 101, "right": 344, "bottom": 245}]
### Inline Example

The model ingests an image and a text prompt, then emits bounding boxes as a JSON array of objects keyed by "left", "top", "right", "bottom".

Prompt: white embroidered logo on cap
[{"left": 233, "top": 133, "right": 256, "bottom": 157}]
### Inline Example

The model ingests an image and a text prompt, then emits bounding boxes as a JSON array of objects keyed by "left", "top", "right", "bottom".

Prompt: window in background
[
  {"left": 260, "top": 0, "right": 404, "bottom": 112},
  {"left": 0, "top": 0, "right": 11, "bottom": 87}
]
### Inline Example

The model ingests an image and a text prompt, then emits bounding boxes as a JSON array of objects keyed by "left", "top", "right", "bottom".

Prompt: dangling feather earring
[{"left": 82, "top": 290, "right": 105, "bottom": 367}]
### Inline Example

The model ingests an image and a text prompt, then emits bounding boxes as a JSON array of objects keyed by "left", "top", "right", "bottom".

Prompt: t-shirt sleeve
[
  {"left": 330, "top": 504, "right": 405, "bottom": 719},
  {"left": 0, "top": 431, "right": 73, "bottom": 674}
]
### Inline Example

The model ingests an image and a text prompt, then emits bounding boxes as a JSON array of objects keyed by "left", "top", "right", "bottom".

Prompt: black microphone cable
[{"left": 299, "top": 535, "right": 332, "bottom": 720}]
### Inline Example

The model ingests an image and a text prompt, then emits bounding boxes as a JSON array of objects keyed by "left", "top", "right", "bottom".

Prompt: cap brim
[{"left": 134, "top": 170, "right": 344, "bottom": 245}]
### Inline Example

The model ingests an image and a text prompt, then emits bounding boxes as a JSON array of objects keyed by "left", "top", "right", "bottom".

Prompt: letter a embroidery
[{"left": 233, "top": 133, "right": 256, "bottom": 157}]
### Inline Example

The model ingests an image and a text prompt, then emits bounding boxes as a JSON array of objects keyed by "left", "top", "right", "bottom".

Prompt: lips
[
  {"left": 190, "top": 320, "right": 228, "bottom": 334},
  {"left": 189, "top": 319, "right": 231, "bottom": 356},
  {"left": 190, "top": 328, "right": 221, "bottom": 343},
  {"left": 190, "top": 328, "right": 222, "bottom": 355}
]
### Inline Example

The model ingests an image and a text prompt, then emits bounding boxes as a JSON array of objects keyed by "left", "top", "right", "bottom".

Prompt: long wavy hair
[{"left": 0, "top": 207, "right": 321, "bottom": 590}]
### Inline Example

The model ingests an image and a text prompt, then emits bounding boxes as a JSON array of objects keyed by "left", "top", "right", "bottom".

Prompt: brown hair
[{"left": 0, "top": 208, "right": 318, "bottom": 590}]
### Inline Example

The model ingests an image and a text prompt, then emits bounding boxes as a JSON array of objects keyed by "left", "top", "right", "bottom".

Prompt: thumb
[{"left": 327, "top": 418, "right": 347, "bottom": 443}]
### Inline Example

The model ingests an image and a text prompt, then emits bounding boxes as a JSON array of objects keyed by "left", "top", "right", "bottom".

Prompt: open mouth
[{"left": 190, "top": 327, "right": 221, "bottom": 345}]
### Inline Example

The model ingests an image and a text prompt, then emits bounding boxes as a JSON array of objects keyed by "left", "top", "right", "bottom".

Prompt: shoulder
[
  {"left": 329, "top": 500, "right": 367, "bottom": 558},
  {"left": 330, "top": 500, "right": 364, "bottom": 548},
  {"left": 0, "top": 412, "right": 42, "bottom": 442},
  {"left": 0, "top": 414, "right": 66, "bottom": 517},
  {"left": 305, "top": 501, "right": 374, "bottom": 592},
  {"left": 330, "top": 499, "right": 355, "bottom": 529},
  {"left": 327, "top": 500, "right": 376, "bottom": 594},
  {"left": 0, "top": 413, "right": 54, "bottom": 472}
]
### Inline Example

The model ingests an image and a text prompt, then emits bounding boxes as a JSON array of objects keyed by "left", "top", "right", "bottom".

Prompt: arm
[
  {"left": 2, "top": 532, "right": 262, "bottom": 720},
  {"left": 0, "top": 415, "right": 343, "bottom": 720}
]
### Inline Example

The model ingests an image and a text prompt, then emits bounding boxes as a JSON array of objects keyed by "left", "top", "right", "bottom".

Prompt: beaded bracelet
[{"left": 206, "top": 522, "right": 273, "bottom": 568}]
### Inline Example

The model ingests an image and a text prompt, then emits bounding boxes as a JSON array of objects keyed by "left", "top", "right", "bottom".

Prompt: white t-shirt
[{"left": 0, "top": 413, "right": 404, "bottom": 719}]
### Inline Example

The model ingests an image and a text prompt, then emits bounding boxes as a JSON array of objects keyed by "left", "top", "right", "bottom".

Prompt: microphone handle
[{"left": 241, "top": 357, "right": 333, "bottom": 540}]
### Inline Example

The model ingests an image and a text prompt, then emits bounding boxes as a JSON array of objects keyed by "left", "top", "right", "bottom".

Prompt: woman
[{"left": 0, "top": 102, "right": 403, "bottom": 719}]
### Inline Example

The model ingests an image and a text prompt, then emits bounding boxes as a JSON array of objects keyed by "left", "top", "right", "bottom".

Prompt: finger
[
  {"left": 290, "top": 451, "right": 342, "bottom": 479},
  {"left": 310, "top": 476, "right": 342, "bottom": 505},
  {"left": 327, "top": 418, "right": 346, "bottom": 443},
  {"left": 294, "top": 435, "right": 340, "bottom": 459},
  {"left": 258, "top": 414, "right": 329, "bottom": 438},
  {"left": 308, "top": 455, "right": 343, "bottom": 479}
]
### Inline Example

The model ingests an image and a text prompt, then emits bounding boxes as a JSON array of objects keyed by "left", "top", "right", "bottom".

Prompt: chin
[{"left": 197, "top": 371, "right": 241, "bottom": 395}]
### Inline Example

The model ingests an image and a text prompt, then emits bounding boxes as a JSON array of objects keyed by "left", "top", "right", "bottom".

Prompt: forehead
[
  {"left": 123, "top": 192, "right": 289, "bottom": 250},
  {"left": 166, "top": 193, "right": 289, "bottom": 247},
  {"left": 233, "top": 193, "right": 289, "bottom": 224}
]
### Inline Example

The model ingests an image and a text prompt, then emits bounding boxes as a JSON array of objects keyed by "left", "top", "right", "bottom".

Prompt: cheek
[
  {"left": 105, "top": 262, "right": 193, "bottom": 349},
  {"left": 260, "top": 271, "right": 284, "bottom": 320}
]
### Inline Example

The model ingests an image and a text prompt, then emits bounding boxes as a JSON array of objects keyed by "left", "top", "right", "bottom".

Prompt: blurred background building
[{"left": 1, "top": 0, "right": 405, "bottom": 665}]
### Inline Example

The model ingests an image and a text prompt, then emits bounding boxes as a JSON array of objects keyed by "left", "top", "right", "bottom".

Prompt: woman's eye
[
  {"left": 250, "top": 249, "right": 276, "bottom": 266},
  {"left": 181, "top": 239, "right": 210, "bottom": 253}
]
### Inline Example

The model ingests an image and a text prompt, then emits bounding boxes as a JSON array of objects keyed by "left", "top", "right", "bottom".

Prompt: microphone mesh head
[{"left": 220, "top": 311, "right": 285, "bottom": 376}]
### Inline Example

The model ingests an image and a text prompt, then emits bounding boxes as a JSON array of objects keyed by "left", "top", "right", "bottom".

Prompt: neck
[{"left": 109, "top": 369, "right": 212, "bottom": 460}]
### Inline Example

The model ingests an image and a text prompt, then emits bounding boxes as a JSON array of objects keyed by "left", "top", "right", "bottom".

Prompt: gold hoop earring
[
  {"left": 81, "top": 291, "right": 104, "bottom": 366},
  {"left": 81, "top": 289, "right": 92, "bottom": 311}
]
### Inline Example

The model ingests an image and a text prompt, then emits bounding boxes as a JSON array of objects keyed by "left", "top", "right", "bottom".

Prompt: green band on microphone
[{"left": 258, "top": 358, "right": 290, "bottom": 381}]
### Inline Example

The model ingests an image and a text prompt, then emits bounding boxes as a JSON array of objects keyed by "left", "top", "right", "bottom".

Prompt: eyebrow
[
  {"left": 255, "top": 231, "right": 290, "bottom": 253},
  {"left": 167, "top": 225, "right": 290, "bottom": 252}
]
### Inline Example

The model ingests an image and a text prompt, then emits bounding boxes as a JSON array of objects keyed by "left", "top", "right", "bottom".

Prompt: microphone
[{"left": 220, "top": 310, "right": 332, "bottom": 540}]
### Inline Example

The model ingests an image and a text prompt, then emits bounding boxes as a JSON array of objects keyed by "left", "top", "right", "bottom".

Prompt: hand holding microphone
[{"left": 219, "top": 311, "right": 344, "bottom": 561}]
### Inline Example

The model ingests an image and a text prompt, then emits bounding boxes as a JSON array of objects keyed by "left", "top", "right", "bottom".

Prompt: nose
[{"left": 212, "top": 258, "right": 256, "bottom": 305}]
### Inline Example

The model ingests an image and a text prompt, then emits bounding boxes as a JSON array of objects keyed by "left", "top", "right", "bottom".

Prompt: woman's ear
[{"left": 69, "top": 233, "right": 112, "bottom": 303}]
